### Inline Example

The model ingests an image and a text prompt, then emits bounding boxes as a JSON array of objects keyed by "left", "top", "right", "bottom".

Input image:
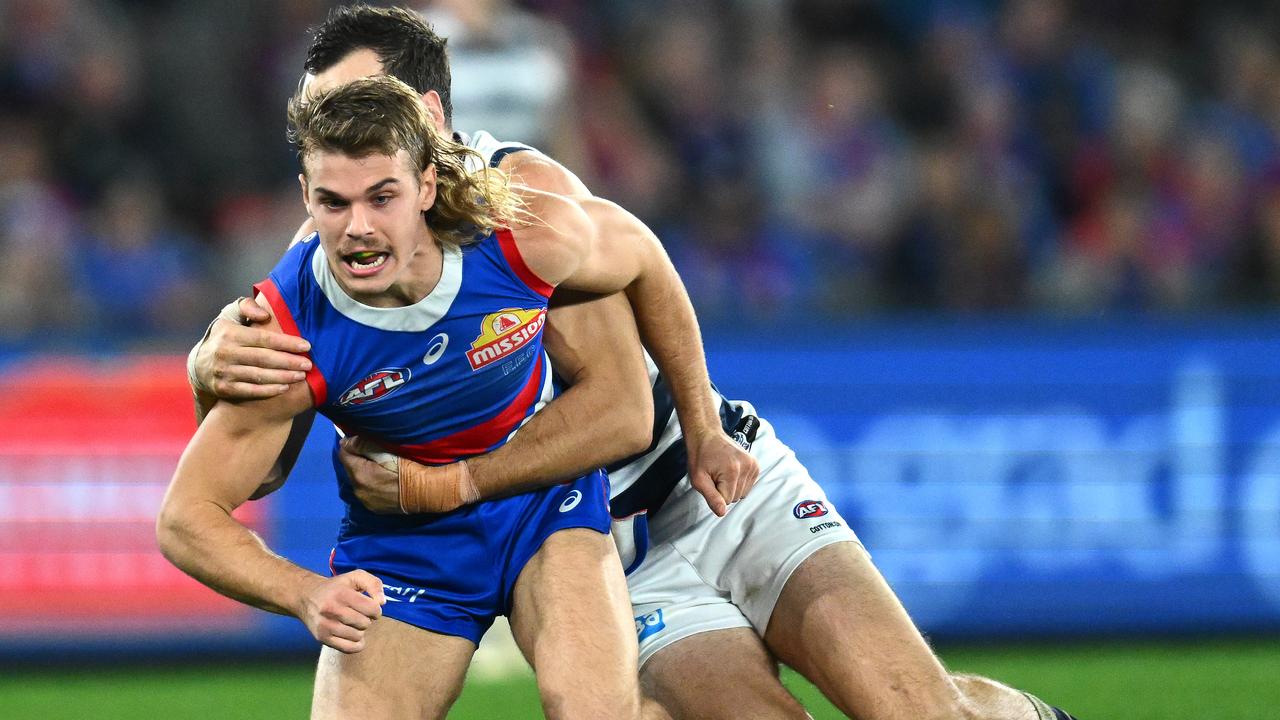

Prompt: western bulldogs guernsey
[
  {"left": 254, "top": 227, "right": 611, "bottom": 643},
  {"left": 462, "top": 131, "right": 745, "bottom": 570}
]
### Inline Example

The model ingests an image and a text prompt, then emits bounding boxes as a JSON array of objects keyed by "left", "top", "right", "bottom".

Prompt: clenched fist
[{"left": 296, "top": 569, "right": 386, "bottom": 654}]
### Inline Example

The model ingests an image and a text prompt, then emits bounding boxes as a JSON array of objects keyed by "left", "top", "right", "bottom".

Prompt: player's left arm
[{"left": 513, "top": 191, "right": 760, "bottom": 515}]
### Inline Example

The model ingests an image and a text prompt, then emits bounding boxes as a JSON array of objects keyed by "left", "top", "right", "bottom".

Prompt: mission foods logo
[{"left": 467, "top": 308, "right": 547, "bottom": 371}]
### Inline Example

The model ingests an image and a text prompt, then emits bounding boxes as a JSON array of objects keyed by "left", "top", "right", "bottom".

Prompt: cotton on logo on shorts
[
  {"left": 635, "top": 609, "right": 665, "bottom": 642},
  {"left": 792, "top": 499, "right": 829, "bottom": 519}
]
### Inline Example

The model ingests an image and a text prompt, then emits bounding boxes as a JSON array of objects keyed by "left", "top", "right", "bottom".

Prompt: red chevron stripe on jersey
[
  {"left": 253, "top": 278, "right": 328, "bottom": 406},
  {"left": 497, "top": 227, "right": 554, "bottom": 298},
  {"left": 382, "top": 354, "right": 547, "bottom": 464}
]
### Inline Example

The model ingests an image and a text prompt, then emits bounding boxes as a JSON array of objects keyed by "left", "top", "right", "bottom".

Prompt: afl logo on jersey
[
  {"left": 792, "top": 500, "right": 829, "bottom": 519},
  {"left": 339, "top": 368, "right": 411, "bottom": 406},
  {"left": 467, "top": 307, "right": 547, "bottom": 371}
]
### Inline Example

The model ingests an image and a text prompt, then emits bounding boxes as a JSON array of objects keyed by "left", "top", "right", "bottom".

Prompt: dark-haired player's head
[{"left": 303, "top": 4, "right": 453, "bottom": 127}]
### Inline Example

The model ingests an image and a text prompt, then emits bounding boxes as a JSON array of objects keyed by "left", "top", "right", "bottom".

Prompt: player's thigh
[
  {"left": 641, "top": 627, "right": 809, "bottom": 720},
  {"left": 764, "top": 542, "right": 967, "bottom": 720},
  {"left": 509, "top": 527, "right": 641, "bottom": 719},
  {"left": 311, "top": 615, "right": 476, "bottom": 720}
]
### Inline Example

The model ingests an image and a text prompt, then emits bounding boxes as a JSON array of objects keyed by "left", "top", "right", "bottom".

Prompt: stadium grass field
[{"left": 5, "top": 637, "right": 1275, "bottom": 718}]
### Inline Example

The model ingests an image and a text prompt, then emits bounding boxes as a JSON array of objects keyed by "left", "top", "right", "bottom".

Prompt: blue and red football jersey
[{"left": 255, "top": 227, "right": 556, "bottom": 465}]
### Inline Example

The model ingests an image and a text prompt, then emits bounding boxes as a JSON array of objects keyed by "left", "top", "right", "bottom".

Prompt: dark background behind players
[{"left": 3, "top": 0, "right": 1280, "bottom": 343}]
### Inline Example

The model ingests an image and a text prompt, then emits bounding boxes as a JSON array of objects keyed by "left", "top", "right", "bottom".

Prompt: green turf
[
  {"left": 3, "top": 637, "right": 1275, "bottom": 718},
  {"left": 934, "top": 638, "right": 1278, "bottom": 720}
]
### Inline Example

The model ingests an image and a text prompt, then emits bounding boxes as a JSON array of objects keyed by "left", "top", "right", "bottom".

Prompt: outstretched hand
[{"left": 191, "top": 297, "right": 312, "bottom": 400}]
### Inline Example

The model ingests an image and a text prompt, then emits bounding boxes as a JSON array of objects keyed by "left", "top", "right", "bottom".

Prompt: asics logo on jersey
[
  {"left": 467, "top": 308, "right": 547, "bottom": 371},
  {"left": 339, "top": 368, "right": 411, "bottom": 406},
  {"left": 423, "top": 333, "right": 449, "bottom": 366},
  {"left": 793, "top": 500, "right": 829, "bottom": 519},
  {"left": 559, "top": 489, "right": 583, "bottom": 513},
  {"left": 635, "top": 609, "right": 665, "bottom": 642}
]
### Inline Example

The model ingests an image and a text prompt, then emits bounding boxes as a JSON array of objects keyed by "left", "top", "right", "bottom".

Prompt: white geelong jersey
[{"left": 458, "top": 130, "right": 738, "bottom": 517}]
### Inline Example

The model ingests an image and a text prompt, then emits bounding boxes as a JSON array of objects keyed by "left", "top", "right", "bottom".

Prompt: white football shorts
[{"left": 619, "top": 402, "right": 861, "bottom": 667}]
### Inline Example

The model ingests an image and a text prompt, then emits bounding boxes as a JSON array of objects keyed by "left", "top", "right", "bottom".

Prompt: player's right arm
[{"left": 160, "top": 301, "right": 385, "bottom": 654}]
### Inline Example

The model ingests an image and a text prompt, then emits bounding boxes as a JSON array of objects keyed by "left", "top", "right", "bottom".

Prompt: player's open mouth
[{"left": 343, "top": 250, "right": 391, "bottom": 277}]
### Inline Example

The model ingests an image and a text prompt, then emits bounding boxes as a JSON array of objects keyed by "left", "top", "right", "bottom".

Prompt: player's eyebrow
[
  {"left": 363, "top": 178, "right": 400, "bottom": 194},
  {"left": 313, "top": 178, "right": 400, "bottom": 200}
]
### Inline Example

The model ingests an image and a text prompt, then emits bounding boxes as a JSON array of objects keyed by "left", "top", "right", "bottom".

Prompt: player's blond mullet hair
[{"left": 287, "top": 75, "right": 519, "bottom": 246}]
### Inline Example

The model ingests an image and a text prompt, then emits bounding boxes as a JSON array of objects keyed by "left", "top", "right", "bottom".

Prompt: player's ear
[
  {"left": 421, "top": 90, "right": 446, "bottom": 133},
  {"left": 298, "top": 173, "right": 311, "bottom": 214},
  {"left": 418, "top": 163, "right": 438, "bottom": 212}
]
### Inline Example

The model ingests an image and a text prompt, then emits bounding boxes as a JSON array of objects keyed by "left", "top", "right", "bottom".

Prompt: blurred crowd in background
[{"left": 3, "top": 0, "right": 1280, "bottom": 345}]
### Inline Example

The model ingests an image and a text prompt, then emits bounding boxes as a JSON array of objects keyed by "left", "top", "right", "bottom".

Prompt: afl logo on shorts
[
  {"left": 559, "top": 489, "right": 583, "bottom": 513},
  {"left": 339, "top": 368, "right": 411, "bottom": 406},
  {"left": 793, "top": 500, "right": 829, "bottom": 519}
]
